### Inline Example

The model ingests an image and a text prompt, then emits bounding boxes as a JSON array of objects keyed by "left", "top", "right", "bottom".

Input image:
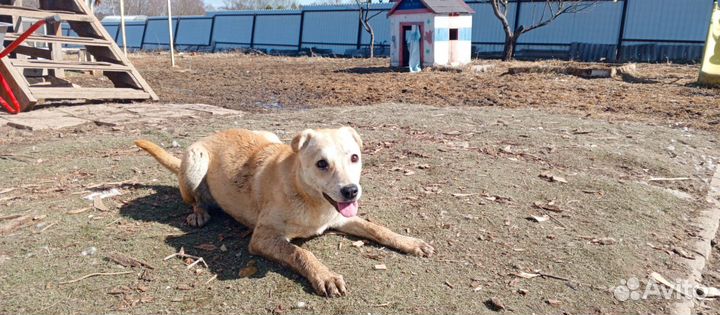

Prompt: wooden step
[
  {"left": 11, "top": 59, "right": 130, "bottom": 71},
  {"left": 4, "top": 33, "right": 111, "bottom": 47},
  {"left": 0, "top": 5, "right": 94, "bottom": 22},
  {"left": 30, "top": 87, "right": 151, "bottom": 100}
]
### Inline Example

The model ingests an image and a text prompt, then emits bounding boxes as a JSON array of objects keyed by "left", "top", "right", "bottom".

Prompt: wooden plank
[
  {"left": 30, "top": 87, "right": 151, "bottom": 100},
  {"left": 11, "top": 45, "right": 52, "bottom": 59},
  {"left": 46, "top": 17, "right": 65, "bottom": 78},
  {"left": 0, "top": 5, "right": 94, "bottom": 22},
  {"left": 68, "top": 0, "right": 158, "bottom": 100},
  {"left": 11, "top": 59, "right": 131, "bottom": 71},
  {"left": 4, "top": 33, "right": 112, "bottom": 46},
  {"left": 0, "top": 57, "right": 37, "bottom": 111}
]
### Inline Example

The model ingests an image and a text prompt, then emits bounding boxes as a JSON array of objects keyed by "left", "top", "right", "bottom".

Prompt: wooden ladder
[{"left": 0, "top": 0, "right": 158, "bottom": 111}]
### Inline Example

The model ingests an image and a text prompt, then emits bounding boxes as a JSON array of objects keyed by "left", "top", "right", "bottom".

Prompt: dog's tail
[{"left": 134, "top": 140, "right": 181, "bottom": 174}]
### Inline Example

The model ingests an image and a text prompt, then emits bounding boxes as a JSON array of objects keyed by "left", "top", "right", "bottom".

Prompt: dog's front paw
[
  {"left": 310, "top": 271, "right": 347, "bottom": 298},
  {"left": 405, "top": 237, "right": 434, "bottom": 257},
  {"left": 186, "top": 209, "right": 210, "bottom": 227}
]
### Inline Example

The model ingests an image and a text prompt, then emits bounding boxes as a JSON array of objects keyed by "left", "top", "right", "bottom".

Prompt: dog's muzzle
[{"left": 323, "top": 192, "right": 359, "bottom": 218}]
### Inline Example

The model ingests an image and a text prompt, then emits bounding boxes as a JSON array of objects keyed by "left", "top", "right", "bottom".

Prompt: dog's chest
[{"left": 287, "top": 206, "right": 346, "bottom": 238}]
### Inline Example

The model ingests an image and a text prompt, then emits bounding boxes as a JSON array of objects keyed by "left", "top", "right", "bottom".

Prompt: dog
[{"left": 135, "top": 127, "right": 434, "bottom": 297}]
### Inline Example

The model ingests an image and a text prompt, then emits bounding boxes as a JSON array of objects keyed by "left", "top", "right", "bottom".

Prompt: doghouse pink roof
[{"left": 388, "top": 0, "right": 475, "bottom": 16}]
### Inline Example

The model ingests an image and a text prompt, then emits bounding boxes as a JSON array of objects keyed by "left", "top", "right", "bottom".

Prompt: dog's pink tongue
[{"left": 337, "top": 201, "right": 358, "bottom": 218}]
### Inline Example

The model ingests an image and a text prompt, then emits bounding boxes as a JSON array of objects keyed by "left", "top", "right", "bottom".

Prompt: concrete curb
[{"left": 672, "top": 167, "right": 720, "bottom": 315}]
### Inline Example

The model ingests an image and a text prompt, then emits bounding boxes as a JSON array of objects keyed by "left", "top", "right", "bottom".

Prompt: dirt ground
[
  {"left": 112, "top": 53, "right": 720, "bottom": 133},
  {"left": 1, "top": 103, "right": 719, "bottom": 314}
]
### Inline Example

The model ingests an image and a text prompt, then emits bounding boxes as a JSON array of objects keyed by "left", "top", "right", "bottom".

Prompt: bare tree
[
  {"left": 223, "top": 0, "right": 298, "bottom": 10},
  {"left": 490, "top": 0, "right": 597, "bottom": 61},
  {"left": 355, "top": 0, "right": 383, "bottom": 58},
  {"left": 96, "top": 0, "right": 205, "bottom": 17}
]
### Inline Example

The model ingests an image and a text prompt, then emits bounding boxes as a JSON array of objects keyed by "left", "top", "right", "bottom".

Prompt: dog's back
[{"left": 198, "top": 129, "right": 289, "bottom": 227}]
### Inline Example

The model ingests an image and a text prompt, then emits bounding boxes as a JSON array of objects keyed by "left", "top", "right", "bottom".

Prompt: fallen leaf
[
  {"left": 452, "top": 193, "right": 477, "bottom": 198},
  {"left": 93, "top": 197, "right": 109, "bottom": 211},
  {"left": 517, "top": 289, "right": 528, "bottom": 295},
  {"left": 239, "top": 265, "right": 258, "bottom": 278},
  {"left": 374, "top": 264, "right": 387, "bottom": 270},
  {"left": 533, "top": 201, "right": 563, "bottom": 213},
  {"left": 220, "top": 244, "right": 228, "bottom": 252},
  {"left": 404, "top": 170, "right": 416, "bottom": 176},
  {"left": 417, "top": 164, "right": 431, "bottom": 169},
  {"left": 486, "top": 297, "right": 505, "bottom": 311},
  {"left": 107, "top": 252, "right": 155, "bottom": 269},
  {"left": 539, "top": 173, "right": 568, "bottom": 183},
  {"left": 591, "top": 237, "right": 617, "bottom": 245},
  {"left": 527, "top": 215, "right": 549, "bottom": 223},
  {"left": 194, "top": 243, "right": 217, "bottom": 251},
  {"left": 351, "top": 240, "right": 364, "bottom": 248},
  {"left": 546, "top": 298, "right": 561, "bottom": 306},
  {"left": 512, "top": 272, "right": 541, "bottom": 279}
]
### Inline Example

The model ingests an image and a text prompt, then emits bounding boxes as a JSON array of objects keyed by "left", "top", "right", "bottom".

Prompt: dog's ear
[
  {"left": 291, "top": 129, "right": 314, "bottom": 152},
  {"left": 342, "top": 126, "right": 363, "bottom": 150}
]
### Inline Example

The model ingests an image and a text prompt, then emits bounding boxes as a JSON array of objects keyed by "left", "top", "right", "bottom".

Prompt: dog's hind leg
[{"left": 181, "top": 143, "right": 212, "bottom": 227}]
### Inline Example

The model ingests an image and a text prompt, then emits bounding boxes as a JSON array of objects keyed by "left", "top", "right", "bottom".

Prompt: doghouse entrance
[
  {"left": 401, "top": 25, "right": 411, "bottom": 67},
  {"left": 400, "top": 24, "right": 423, "bottom": 68}
]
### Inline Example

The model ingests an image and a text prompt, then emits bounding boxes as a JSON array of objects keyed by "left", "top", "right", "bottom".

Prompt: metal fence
[{"left": 64, "top": 0, "right": 715, "bottom": 62}]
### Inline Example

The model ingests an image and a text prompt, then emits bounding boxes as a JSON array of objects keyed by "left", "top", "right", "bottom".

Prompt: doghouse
[{"left": 388, "top": 0, "right": 474, "bottom": 68}]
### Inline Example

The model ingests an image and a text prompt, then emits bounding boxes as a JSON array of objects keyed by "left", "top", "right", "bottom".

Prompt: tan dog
[{"left": 135, "top": 127, "right": 434, "bottom": 297}]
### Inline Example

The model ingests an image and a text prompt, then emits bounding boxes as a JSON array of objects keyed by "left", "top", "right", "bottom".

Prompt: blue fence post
[
  {"left": 140, "top": 19, "right": 149, "bottom": 51},
  {"left": 356, "top": 10, "right": 363, "bottom": 50},
  {"left": 250, "top": 14, "right": 257, "bottom": 49},
  {"left": 173, "top": 17, "right": 180, "bottom": 51},
  {"left": 297, "top": 11, "right": 305, "bottom": 52},
  {"left": 511, "top": 0, "right": 522, "bottom": 56},
  {"left": 209, "top": 15, "right": 217, "bottom": 52},
  {"left": 615, "top": 0, "right": 629, "bottom": 62}
]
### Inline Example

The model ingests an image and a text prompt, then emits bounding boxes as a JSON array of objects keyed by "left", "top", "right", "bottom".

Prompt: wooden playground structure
[{"left": 0, "top": 0, "right": 157, "bottom": 113}]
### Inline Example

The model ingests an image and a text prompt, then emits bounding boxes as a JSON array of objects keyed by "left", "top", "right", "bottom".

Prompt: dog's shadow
[{"left": 119, "top": 185, "right": 311, "bottom": 293}]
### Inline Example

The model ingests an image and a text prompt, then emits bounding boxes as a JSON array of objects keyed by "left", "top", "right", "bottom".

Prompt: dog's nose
[{"left": 340, "top": 184, "right": 359, "bottom": 200}]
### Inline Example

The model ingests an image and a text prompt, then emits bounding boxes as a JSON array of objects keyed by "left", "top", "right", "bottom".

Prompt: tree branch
[
  {"left": 520, "top": 0, "right": 598, "bottom": 35},
  {"left": 489, "top": 0, "right": 513, "bottom": 37}
]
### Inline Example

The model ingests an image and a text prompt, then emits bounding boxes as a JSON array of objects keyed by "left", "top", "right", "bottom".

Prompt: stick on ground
[{"left": 59, "top": 271, "right": 134, "bottom": 285}]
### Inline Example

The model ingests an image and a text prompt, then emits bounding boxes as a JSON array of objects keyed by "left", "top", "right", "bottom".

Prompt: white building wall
[{"left": 434, "top": 15, "right": 472, "bottom": 66}]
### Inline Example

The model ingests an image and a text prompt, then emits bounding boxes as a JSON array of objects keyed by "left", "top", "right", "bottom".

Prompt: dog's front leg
[
  {"left": 249, "top": 226, "right": 347, "bottom": 297},
  {"left": 336, "top": 217, "right": 434, "bottom": 257}
]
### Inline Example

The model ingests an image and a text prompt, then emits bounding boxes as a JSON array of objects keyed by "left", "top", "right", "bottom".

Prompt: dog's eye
[
  {"left": 316, "top": 159, "right": 329, "bottom": 170},
  {"left": 351, "top": 154, "right": 359, "bottom": 163}
]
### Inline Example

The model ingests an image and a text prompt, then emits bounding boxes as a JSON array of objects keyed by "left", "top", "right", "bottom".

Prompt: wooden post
[
  {"left": 120, "top": 0, "right": 127, "bottom": 56},
  {"left": 167, "top": 0, "right": 176, "bottom": 67},
  {"left": 47, "top": 18, "right": 65, "bottom": 78}
]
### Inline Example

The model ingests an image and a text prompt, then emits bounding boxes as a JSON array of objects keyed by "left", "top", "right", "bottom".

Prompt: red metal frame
[{"left": 399, "top": 22, "right": 424, "bottom": 68}]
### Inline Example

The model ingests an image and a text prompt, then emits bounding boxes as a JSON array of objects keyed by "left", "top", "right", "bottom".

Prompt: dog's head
[{"left": 292, "top": 127, "right": 363, "bottom": 218}]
